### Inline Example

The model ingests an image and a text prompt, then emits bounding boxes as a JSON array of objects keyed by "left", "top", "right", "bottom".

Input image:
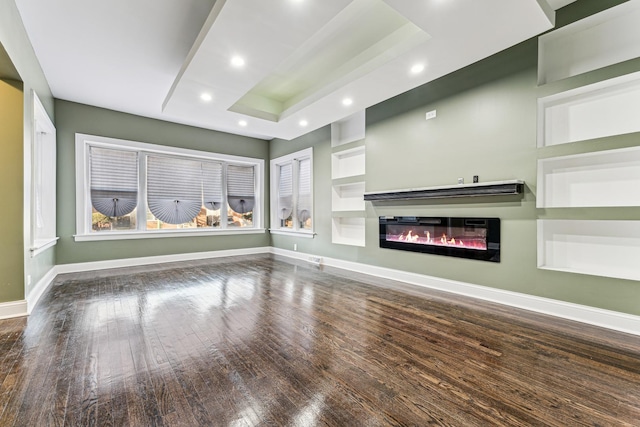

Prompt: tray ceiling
[{"left": 16, "top": 0, "right": 560, "bottom": 140}]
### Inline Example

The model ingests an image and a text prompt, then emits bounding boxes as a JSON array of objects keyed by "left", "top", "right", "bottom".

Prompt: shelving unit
[
  {"left": 538, "top": 71, "right": 640, "bottom": 147},
  {"left": 538, "top": 0, "right": 640, "bottom": 85},
  {"left": 537, "top": 147, "right": 640, "bottom": 208},
  {"left": 536, "top": 3, "right": 640, "bottom": 280},
  {"left": 331, "top": 111, "right": 366, "bottom": 246},
  {"left": 331, "top": 217, "right": 366, "bottom": 247},
  {"left": 537, "top": 220, "right": 640, "bottom": 281},
  {"left": 332, "top": 146, "right": 365, "bottom": 180}
]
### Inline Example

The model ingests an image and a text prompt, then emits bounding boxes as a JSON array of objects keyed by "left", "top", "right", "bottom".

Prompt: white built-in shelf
[
  {"left": 331, "top": 217, "right": 366, "bottom": 247},
  {"left": 332, "top": 181, "right": 366, "bottom": 212},
  {"left": 537, "top": 146, "right": 640, "bottom": 208},
  {"left": 332, "top": 146, "right": 366, "bottom": 180},
  {"left": 538, "top": 0, "right": 640, "bottom": 85},
  {"left": 537, "top": 220, "right": 640, "bottom": 281},
  {"left": 331, "top": 110, "right": 366, "bottom": 147},
  {"left": 331, "top": 110, "right": 366, "bottom": 247},
  {"left": 538, "top": 71, "right": 640, "bottom": 147}
]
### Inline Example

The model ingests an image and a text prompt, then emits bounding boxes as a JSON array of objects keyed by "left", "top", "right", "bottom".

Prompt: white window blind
[
  {"left": 202, "top": 161, "right": 223, "bottom": 210},
  {"left": 270, "top": 147, "right": 313, "bottom": 235},
  {"left": 227, "top": 165, "right": 255, "bottom": 213},
  {"left": 147, "top": 156, "right": 203, "bottom": 224},
  {"left": 90, "top": 147, "right": 138, "bottom": 217},
  {"left": 278, "top": 163, "right": 293, "bottom": 223},
  {"left": 297, "top": 158, "right": 312, "bottom": 225},
  {"left": 76, "top": 133, "right": 263, "bottom": 240}
]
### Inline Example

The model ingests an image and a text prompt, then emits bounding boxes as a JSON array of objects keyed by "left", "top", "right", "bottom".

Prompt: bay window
[{"left": 75, "top": 133, "right": 264, "bottom": 241}]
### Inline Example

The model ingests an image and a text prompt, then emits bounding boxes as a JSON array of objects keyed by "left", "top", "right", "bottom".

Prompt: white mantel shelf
[{"left": 363, "top": 180, "right": 524, "bottom": 201}]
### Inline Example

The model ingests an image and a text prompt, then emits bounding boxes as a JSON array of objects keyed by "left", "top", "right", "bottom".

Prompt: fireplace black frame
[{"left": 379, "top": 216, "right": 501, "bottom": 262}]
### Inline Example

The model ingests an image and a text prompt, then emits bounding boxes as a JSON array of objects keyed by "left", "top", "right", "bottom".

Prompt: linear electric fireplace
[{"left": 379, "top": 216, "right": 500, "bottom": 262}]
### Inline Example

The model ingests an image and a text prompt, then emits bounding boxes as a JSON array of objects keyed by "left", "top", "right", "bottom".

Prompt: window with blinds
[
  {"left": 76, "top": 133, "right": 263, "bottom": 239},
  {"left": 227, "top": 164, "right": 255, "bottom": 227},
  {"left": 270, "top": 148, "right": 313, "bottom": 235},
  {"left": 90, "top": 146, "right": 138, "bottom": 231},
  {"left": 277, "top": 163, "right": 293, "bottom": 228}
]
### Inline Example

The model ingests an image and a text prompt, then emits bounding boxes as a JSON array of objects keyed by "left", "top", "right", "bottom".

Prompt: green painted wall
[
  {"left": 271, "top": 0, "right": 640, "bottom": 316},
  {"left": 0, "top": 0, "right": 55, "bottom": 304},
  {"left": 55, "top": 100, "right": 271, "bottom": 264}
]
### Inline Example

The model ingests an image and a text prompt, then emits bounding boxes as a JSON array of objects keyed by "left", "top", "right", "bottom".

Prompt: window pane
[
  {"left": 203, "top": 161, "right": 223, "bottom": 210},
  {"left": 145, "top": 205, "right": 220, "bottom": 230},
  {"left": 147, "top": 156, "right": 202, "bottom": 225},
  {"left": 92, "top": 207, "right": 137, "bottom": 231},
  {"left": 278, "top": 163, "right": 293, "bottom": 228},
  {"left": 297, "top": 158, "right": 312, "bottom": 230},
  {"left": 90, "top": 146, "right": 138, "bottom": 232},
  {"left": 227, "top": 165, "right": 254, "bottom": 227}
]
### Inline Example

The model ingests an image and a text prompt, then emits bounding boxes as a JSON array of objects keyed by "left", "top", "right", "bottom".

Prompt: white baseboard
[
  {"left": 1, "top": 247, "right": 272, "bottom": 321},
  {"left": 0, "top": 300, "right": 27, "bottom": 320},
  {"left": 4, "top": 246, "right": 639, "bottom": 336},
  {"left": 271, "top": 247, "right": 640, "bottom": 337},
  {"left": 55, "top": 246, "right": 272, "bottom": 274},
  {"left": 26, "top": 266, "right": 58, "bottom": 314}
]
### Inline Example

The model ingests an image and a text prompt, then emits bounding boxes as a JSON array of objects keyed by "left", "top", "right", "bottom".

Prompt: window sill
[
  {"left": 30, "top": 237, "right": 59, "bottom": 257},
  {"left": 269, "top": 229, "right": 316, "bottom": 238},
  {"left": 74, "top": 228, "right": 266, "bottom": 242}
]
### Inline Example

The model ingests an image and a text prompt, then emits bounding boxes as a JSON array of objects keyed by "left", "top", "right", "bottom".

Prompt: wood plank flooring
[{"left": 1, "top": 254, "right": 639, "bottom": 426}]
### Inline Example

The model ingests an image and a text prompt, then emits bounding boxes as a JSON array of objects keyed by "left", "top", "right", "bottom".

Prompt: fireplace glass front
[{"left": 379, "top": 216, "right": 500, "bottom": 262}]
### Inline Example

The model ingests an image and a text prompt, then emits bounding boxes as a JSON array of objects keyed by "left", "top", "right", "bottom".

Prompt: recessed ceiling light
[
  {"left": 238, "top": 120, "right": 248, "bottom": 127},
  {"left": 411, "top": 63, "right": 425, "bottom": 74},
  {"left": 299, "top": 119, "right": 308, "bottom": 127},
  {"left": 200, "top": 93, "right": 212, "bottom": 102},
  {"left": 231, "top": 56, "right": 245, "bottom": 68},
  {"left": 342, "top": 98, "right": 353, "bottom": 106}
]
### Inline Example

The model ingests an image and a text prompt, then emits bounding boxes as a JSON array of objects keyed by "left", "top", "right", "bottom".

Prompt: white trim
[
  {"left": 0, "top": 300, "right": 28, "bottom": 320},
  {"left": 30, "top": 237, "right": 59, "bottom": 257},
  {"left": 55, "top": 247, "right": 271, "bottom": 274},
  {"left": 271, "top": 248, "right": 640, "bottom": 337},
  {"left": 268, "top": 229, "right": 315, "bottom": 238},
  {"left": 270, "top": 147, "right": 314, "bottom": 234},
  {"left": 26, "top": 266, "right": 57, "bottom": 314},
  {"left": 2, "top": 247, "right": 271, "bottom": 320},
  {"left": 74, "top": 228, "right": 266, "bottom": 242},
  {"left": 75, "top": 133, "right": 264, "bottom": 238},
  {"left": 31, "top": 92, "right": 57, "bottom": 254},
  {"left": 5, "top": 246, "right": 639, "bottom": 336}
]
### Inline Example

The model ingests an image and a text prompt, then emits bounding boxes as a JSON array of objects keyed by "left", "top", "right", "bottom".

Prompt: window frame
[
  {"left": 270, "top": 147, "right": 314, "bottom": 238},
  {"left": 30, "top": 91, "right": 58, "bottom": 256},
  {"left": 75, "top": 133, "right": 264, "bottom": 241}
]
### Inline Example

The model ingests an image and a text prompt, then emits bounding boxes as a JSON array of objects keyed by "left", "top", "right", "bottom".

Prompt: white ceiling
[{"left": 16, "top": 0, "right": 573, "bottom": 141}]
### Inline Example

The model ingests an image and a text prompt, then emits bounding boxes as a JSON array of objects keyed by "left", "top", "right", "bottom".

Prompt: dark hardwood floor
[{"left": 1, "top": 254, "right": 639, "bottom": 426}]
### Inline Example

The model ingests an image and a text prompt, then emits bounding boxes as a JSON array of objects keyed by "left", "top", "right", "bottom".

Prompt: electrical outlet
[
  {"left": 27, "top": 275, "right": 31, "bottom": 286},
  {"left": 308, "top": 256, "right": 323, "bottom": 265},
  {"left": 425, "top": 110, "right": 437, "bottom": 120},
  {"left": 458, "top": 177, "right": 464, "bottom": 184},
  {"left": 294, "top": 244, "right": 297, "bottom": 251}
]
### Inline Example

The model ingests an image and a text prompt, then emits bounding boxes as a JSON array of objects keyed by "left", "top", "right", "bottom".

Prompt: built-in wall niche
[
  {"left": 331, "top": 110, "right": 365, "bottom": 147},
  {"left": 332, "top": 181, "right": 366, "bottom": 212},
  {"left": 332, "top": 146, "right": 365, "bottom": 180},
  {"left": 538, "top": 71, "right": 640, "bottom": 147},
  {"left": 538, "top": 0, "right": 640, "bottom": 85},
  {"left": 537, "top": 146, "right": 640, "bottom": 208},
  {"left": 331, "top": 217, "right": 366, "bottom": 247},
  {"left": 537, "top": 220, "right": 640, "bottom": 281},
  {"left": 331, "top": 109, "right": 366, "bottom": 246}
]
